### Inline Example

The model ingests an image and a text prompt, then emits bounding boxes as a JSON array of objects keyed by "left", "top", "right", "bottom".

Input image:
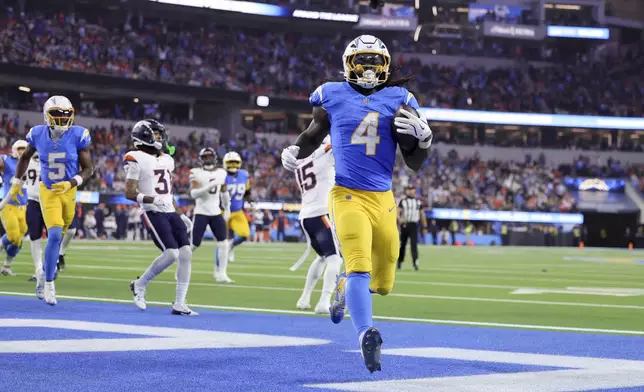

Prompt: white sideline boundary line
[
  {"left": 1, "top": 290, "right": 644, "bottom": 336},
  {"left": 6, "top": 273, "right": 644, "bottom": 310}
]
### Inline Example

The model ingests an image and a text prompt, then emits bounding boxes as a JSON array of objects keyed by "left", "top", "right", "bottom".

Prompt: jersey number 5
[
  {"left": 154, "top": 169, "right": 172, "bottom": 195},
  {"left": 351, "top": 112, "right": 380, "bottom": 156},
  {"left": 48, "top": 152, "right": 66, "bottom": 180},
  {"left": 296, "top": 161, "right": 317, "bottom": 192}
]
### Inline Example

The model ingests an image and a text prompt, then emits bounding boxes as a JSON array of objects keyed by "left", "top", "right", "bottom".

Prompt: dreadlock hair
[{"left": 378, "top": 64, "right": 415, "bottom": 90}]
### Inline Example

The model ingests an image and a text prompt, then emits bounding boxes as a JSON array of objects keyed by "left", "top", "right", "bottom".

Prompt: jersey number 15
[{"left": 296, "top": 161, "right": 317, "bottom": 192}]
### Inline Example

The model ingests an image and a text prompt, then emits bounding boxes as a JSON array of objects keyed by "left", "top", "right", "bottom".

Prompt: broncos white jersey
[
  {"left": 190, "top": 167, "right": 227, "bottom": 216},
  {"left": 25, "top": 158, "right": 42, "bottom": 202},
  {"left": 296, "top": 143, "right": 334, "bottom": 220},
  {"left": 123, "top": 150, "right": 175, "bottom": 213}
]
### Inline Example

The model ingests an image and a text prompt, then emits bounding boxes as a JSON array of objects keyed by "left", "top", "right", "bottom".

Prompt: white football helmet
[
  {"left": 342, "top": 35, "right": 391, "bottom": 89},
  {"left": 223, "top": 151, "right": 242, "bottom": 173},
  {"left": 43, "top": 95, "right": 74, "bottom": 137},
  {"left": 11, "top": 140, "right": 28, "bottom": 158}
]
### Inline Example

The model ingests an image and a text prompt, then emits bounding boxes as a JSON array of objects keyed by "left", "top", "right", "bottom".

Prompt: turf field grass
[{"left": 2, "top": 240, "right": 644, "bottom": 333}]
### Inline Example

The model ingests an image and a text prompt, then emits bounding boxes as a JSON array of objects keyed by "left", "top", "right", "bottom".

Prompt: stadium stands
[{"left": 1, "top": 9, "right": 642, "bottom": 117}]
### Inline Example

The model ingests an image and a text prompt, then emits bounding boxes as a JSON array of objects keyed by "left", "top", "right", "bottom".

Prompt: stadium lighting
[
  {"left": 432, "top": 49, "right": 437, "bottom": 54},
  {"left": 432, "top": 6, "right": 437, "bottom": 16},
  {"left": 413, "top": 25, "right": 422, "bottom": 42},
  {"left": 256, "top": 95, "right": 270, "bottom": 107},
  {"left": 467, "top": 97, "right": 472, "bottom": 105},
  {"left": 133, "top": 98, "right": 139, "bottom": 103},
  {"left": 414, "top": 0, "right": 419, "bottom": 9},
  {"left": 18, "top": 86, "right": 31, "bottom": 92}
]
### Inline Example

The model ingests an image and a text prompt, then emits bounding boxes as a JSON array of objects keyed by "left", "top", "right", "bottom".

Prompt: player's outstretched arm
[
  {"left": 71, "top": 149, "right": 94, "bottom": 188},
  {"left": 13, "top": 144, "right": 36, "bottom": 181},
  {"left": 295, "top": 107, "right": 330, "bottom": 159},
  {"left": 401, "top": 146, "right": 429, "bottom": 172}
]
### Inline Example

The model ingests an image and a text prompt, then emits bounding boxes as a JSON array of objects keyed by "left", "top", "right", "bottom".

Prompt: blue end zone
[{"left": 1, "top": 296, "right": 644, "bottom": 392}]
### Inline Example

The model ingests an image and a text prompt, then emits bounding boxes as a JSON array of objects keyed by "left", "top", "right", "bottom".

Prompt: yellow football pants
[
  {"left": 1, "top": 204, "right": 27, "bottom": 247},
  {"left": 227, "top": 210, "right": 250, "bottom": 238},
  {"left": 40, "top": 183, "right": 77, "bottom": 232},
  {"left": 329, "top": 185, "right": 399, "bottom": 296}
]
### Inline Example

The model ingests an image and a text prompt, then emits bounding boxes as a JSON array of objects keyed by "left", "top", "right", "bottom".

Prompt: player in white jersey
[
  {"left": 24, "top": 153, "right": 47, "bottom": 298},
  {"left": 188, "top": 147, "right": 233, "bottom": 283},
  {"left": 124, "top": 119, "right": 197, "bottom": 316},
  {"left": 291, "top": 136, "right": 343, "bottom": 314}
]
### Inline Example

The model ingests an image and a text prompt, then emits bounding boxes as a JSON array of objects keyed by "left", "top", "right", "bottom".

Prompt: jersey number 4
[
  {"left": 296, "top": 161, "right": 317, "bottom": 192},
  {"left": 154, "top": 169, "right": 172, "bottom": 195},
  {"left": 351, "top": 112, "right": 380, "bottom": 156}
]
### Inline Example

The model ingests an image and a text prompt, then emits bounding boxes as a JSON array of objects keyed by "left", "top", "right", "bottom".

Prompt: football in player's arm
[{"left": 281, "top": 35, "right": 433, "bottom": 373}]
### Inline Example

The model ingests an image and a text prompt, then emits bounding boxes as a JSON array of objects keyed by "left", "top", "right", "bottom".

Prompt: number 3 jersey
[
  {"left": 296, "top": 142, "right": 335, "bottom": 220},
  {"left": 26, "top": 125, "right": 91, "bottom": 189},
  {"left": 123, "top": 150, "right": 175, "bottom": 213},
  {"left": 309, "top": 81, "right": 419, "bottom": 192},
  {"left": 226, "top": 169, "right": 250, "bottom": 213},
  {"left": 190, "top": 167, "right": 227, "bottom": 216}
]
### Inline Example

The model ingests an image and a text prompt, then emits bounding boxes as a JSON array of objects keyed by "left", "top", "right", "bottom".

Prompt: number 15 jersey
[
  {"left": 309, "top": 81, "right": 419, "bottom": 192},
  {"left": 296, "top": 142, "right": 334, "bottom": 220},
  {"left": 123, "top": 150, "right": 175, "bottom": 213}
]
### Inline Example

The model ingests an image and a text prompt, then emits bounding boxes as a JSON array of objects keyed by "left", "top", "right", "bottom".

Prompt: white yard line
[{"left": 2, "top": 290, "right": 644, "bottom": 336}]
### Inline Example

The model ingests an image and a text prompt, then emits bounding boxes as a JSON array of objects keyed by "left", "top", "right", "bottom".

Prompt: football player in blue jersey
[
  {"left": 9, "top": 95, "right": 93, "bottom": 305},
  {"left": 281, "top": 35, "right": 433, "bottom": 373},
  {"left": 223, "top": 151, "right": 251, "bottom": 265},
  {"left": 0, "top": 140, "right": 29, "bottom": 276}
]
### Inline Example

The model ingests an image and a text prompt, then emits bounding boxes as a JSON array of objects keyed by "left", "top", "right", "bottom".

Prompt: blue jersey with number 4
[
  {"left": 226, "top": 169, "right": 250, "bottom": 212},
  {"left": 1, "top": 154, "right": 28, "bottom": 206},
  {"left": 26, "top": 125, "right": 91, "bottom": 188},
  {"left": 309, "top": 81, "right": 419, "bottom": 192}
]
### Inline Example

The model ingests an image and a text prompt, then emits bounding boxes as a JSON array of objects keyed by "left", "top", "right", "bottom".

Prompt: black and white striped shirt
[{"left": 399, "top": 197, "right": 422, "bottom": 223}]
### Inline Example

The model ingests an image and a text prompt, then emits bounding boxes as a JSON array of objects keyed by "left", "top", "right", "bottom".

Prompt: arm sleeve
[
  {"left": 77, "top": 128, "right": 92, "bottom": 150},
  {"left": 26, "top": 128, "right": 36, "bottom": 147},
  {"left": 404, "top": 91, "right": 420, "bottom": 110},
  {"left": 309, "top": 84, "right": 325, "bottom": 107},
  {"left": 220, "top": 187, "right": 231, "bottom": 211},
  {"left": 124, "top": 160, "right": 140, "bottom": 180}
]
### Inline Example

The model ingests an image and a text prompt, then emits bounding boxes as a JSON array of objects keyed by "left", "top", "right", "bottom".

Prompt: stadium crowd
[{"left": 1, "top": 8, "right": 642, "bottom": 117}]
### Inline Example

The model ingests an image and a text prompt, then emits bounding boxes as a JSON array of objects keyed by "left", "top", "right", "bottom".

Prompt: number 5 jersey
[
  {"left": 295, "top": 142, "right": 335, "bottom": 220},
  {"left": 123, "top": 150, "right": 175, "bottom": 213}
]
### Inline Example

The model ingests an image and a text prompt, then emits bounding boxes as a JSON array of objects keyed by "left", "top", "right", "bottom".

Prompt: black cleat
[
  {"left": 57, "top": 255, "right": 66, "bottom": 272},
  {"left": 412, "top": 260, "right": 419, "bottom": 271},
  {"left": 360, "top": 327, "right": 383, "bottom": 373},
  {"left": 28, "top": 275, "right": 37, "bottom": 282}
]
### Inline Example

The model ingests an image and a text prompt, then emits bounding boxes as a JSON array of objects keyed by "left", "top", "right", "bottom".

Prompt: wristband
[
  {"left": 136, "top": 193, "right": 146, "bottom": 204},
  {"left": 73, "top": 175, "right": 83, "bottom": 187},
  {"left": 11, "top": 177, "right": 23, "bottom": 185}
]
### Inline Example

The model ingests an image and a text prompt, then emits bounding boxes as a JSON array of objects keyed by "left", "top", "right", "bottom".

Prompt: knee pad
[
  {"left": 165, "top": 248, "right": 180, "bottom": 262},
  {"left": 178, "top": 245, "right": 192, "bottom": 262}
]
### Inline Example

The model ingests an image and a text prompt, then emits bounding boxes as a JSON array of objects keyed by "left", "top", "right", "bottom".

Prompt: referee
[{"left": 397, "top": 186, "right": 426, "bottom": 271}]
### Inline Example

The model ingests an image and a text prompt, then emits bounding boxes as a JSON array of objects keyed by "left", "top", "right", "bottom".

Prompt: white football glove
[
  {"left": 180, "top": 214, "right": 193, "bottom": 233},
  {"left": 281, "top": 145, "right": 300, "bottom": 172},
  {"left": 152, "top": 196, "right": 165, "bottom": 207},
  {"left": 394, "top": 108, "right": 433, "bottom": 149}
]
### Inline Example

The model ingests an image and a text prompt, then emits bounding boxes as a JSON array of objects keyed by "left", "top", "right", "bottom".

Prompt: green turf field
[{"left": 2, "top": 241, "right": 644, "bottom": 334}]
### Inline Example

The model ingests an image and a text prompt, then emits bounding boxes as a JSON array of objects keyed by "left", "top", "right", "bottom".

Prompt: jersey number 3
[
  {"left": 351, "top": 112, "right": 380, "bottom": 156},
  {"left": 296, "top": 161, "right": 317, "bottom": 192},
  {"left": 154, "top": 169, "right": 172, "bottom": 195}
]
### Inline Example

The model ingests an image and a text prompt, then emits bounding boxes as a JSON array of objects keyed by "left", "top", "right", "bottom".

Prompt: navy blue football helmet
[
  {"left": 131, "top": 119, "right": 167, "bottom": 151},
  {"left": 199, "top": 147, "right": 217, "bottom": 169}
]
